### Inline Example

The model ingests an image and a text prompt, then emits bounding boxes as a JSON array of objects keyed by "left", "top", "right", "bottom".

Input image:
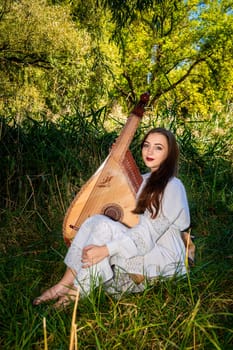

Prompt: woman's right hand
[{"left": 81, "top": 244, "right": 109, "bottom": 268}]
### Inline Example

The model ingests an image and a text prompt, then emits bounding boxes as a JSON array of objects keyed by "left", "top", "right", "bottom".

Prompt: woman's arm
[
  {"left": 81, "top": 244, "right": 109, "bottom": 268},
  {"left": 81, "top": 234, "right": 139, "bottom": 267}
]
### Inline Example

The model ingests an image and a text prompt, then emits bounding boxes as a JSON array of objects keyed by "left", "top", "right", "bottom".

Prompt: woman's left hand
[{"left": 81, "top": 245, "right": 109, "bottom": 268}]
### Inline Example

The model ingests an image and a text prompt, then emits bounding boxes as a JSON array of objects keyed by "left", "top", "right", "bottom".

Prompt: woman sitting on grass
[{"left": 33, "top": 127, "right": 190, "bottom": 307}]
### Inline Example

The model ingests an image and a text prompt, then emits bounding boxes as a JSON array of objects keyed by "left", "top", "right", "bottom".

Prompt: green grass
[
  {"left": 0, "top": 110, "right": 232, "bottom": 349},
  {"left": 0, "top": 247, "right": 232, "bottom": 349}
]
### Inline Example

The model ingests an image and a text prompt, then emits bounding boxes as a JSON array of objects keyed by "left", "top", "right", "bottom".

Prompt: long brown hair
[{"left": 133, "top": 128, "right": 179, "bottom": 218}]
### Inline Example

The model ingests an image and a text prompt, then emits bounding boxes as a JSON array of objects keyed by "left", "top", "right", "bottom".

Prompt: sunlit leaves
[
  {"left": 0, "top": 0, "right": 232, "bottom": 122},
  {"left": 0, "top": 0, "right": 111, "bottom": 117},
  {"left": 100, "top": 0, "right": 233, "bottom": 118}
]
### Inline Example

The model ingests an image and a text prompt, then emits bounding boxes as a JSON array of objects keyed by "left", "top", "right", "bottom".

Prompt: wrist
[{"left": 103, "top": 245, "right": 109, "bottom": 257}]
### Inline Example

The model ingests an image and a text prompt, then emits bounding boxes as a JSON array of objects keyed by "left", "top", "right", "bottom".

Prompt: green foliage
[
  {"left": 106, "top": 0, "right": 233, "bottom": 117},
  {"left": 1, "top": 0, "right": 233, "bottom": 120},
  {"left": 0, "top": 107, "right": 113, "bottom": 214},
  {"left": 102, "top": 0, "right": 233, "bottom": 117},
  {"left": 0, "top": 0, "right": 118, "bottom": 118}
]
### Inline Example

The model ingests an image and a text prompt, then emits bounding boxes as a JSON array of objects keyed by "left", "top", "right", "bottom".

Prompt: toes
[
  {"left": 33, "top": 297, "right": 43, "bottom": 306},
  {"left": 53, "top": 289, "right": 78, "bottom": 309},
  {"left": 33, "top": 285, "right": 60, "bottom": 305},
  {"left": 53, "top": 295, "right": 75, "bottom": 309},
  {"left": 53, "top": 297, "right": 70, "bottom": 309},
  {"left": 33, "top": 284, "right": 78, "bottom": 306}
]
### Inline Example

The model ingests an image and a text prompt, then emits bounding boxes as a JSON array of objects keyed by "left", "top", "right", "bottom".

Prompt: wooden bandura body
[{"left": 63, "top": 93, "right": 149, "bottom": 245}]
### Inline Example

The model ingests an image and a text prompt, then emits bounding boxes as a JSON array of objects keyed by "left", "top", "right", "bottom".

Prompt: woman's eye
[
  {"left": 142, "top": 143, "right": 149, "bottom": 148},
  {"left": 142, "top": 143, "right": 163, "bottom": 151}
]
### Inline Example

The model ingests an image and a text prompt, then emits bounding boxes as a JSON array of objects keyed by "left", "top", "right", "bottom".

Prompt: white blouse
[{"left": 106, "top": 174, "right": 190, "bottom": 259}]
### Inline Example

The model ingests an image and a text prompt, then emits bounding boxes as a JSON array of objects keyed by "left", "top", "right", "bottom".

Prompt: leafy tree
[
  {"left": 0, "top": 0, "right": 232, "bottom": 124},
  {"left": 0, "top": 0, "right": 118, "bottom": 119},
  {"left": 98, "top": 0, "right": 233, "bottom": 119}
]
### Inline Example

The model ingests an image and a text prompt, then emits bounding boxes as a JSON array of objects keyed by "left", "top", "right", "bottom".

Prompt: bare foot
[
  {"left": 33, "top": 283, "right": 72, "bottom": 305},
  {"left": 53, "top": 285, "right": 78, "bottom": 309}
]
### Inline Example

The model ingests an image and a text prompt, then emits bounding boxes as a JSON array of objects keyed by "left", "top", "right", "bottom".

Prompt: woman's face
[{"left": 142, "top": 132, "right": 169, "bottom": 172}]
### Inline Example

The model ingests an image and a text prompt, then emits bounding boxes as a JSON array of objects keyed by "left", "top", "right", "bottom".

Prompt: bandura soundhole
[{"left": 101, "top": 203, "right": 124, "bottom": 222}]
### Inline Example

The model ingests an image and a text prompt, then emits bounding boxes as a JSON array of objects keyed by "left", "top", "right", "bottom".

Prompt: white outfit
[{"left": 64, "top": 174, "right": 190, "bottom": 296}]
